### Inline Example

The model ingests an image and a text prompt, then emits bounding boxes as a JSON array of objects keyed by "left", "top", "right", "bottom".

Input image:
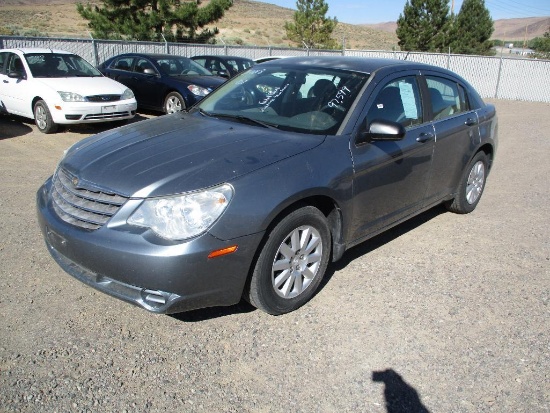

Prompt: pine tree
[
  {"left": 76, "top": 0, "right": 233, "bottom": 43},
  {"left": 284, "top": 0, "right": 338, "bottom": 49},
  {"left": 530, "top": 26, "right": 550, "bottom": 59},
  {"left": 450, "top": 0, "right": 494, "bottom": 55},
  {"left": 396, "top": 0, "right": 451, "bottom": 52}
]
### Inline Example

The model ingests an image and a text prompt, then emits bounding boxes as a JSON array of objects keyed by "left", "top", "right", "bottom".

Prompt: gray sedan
[{"left": 37, "top": 56, "right": 497, "bottom": 315}]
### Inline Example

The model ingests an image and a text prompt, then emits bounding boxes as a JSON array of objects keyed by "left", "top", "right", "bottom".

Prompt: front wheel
[
  {"left": 446, "top": 151, "right": 488, "bottom": 214},
  {"left": 164, "top": 92, "right": 185, "bottom": 114},
  {"left": 34, "top": 100, "right": 58, "bottom": 134},
  {"left": 248, "top": 206, "right": 331, "bottom": 315}
]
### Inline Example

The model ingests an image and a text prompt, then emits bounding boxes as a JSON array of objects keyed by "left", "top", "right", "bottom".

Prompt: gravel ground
[{"left": 0, "top": 100, "right": 548, "bottom": 413}]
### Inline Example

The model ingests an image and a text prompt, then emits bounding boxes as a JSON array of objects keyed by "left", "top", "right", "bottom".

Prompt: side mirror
[
  {"left": 216, "top": 70, "right": 230, "bottom": 79},
  {"left": 143, "top": 68, "right": 157, "bottom": 76},
  {"left": 356, "top": 119, "right": 406, "bottom": 144},
  {"left": 8, "top": 71, "right": 26, "bottom": 80}
]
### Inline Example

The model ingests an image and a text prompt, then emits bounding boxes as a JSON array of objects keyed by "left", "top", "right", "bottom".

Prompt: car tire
[
  {"left": 248, "top": 206, "right": 331, "bottom": 315},
  {"left": 34, "top": 100, "right": 58, "bottom": 134},
  {"left": 164, "top": 92, "right": 185, "bottom": 114},
  {"left": 446, "top": 151, "right": 488, "bottom": 214}
]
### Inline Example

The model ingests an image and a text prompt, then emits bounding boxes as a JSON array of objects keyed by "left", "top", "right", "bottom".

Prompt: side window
[
  {"left": 0, "top": 52, "right": 7, "bottom": 74},
  {"left": 7, "top": 54, "right": 26, "bottom": 76},
  {"left": 112, "top": 57, "right": 133, "bottom": 71},
  {"left": 366, "top": 76, "right": 423, "bottom": 128},
  {"left": 426, "top": 76, "right": 466, "bottom": 120}
]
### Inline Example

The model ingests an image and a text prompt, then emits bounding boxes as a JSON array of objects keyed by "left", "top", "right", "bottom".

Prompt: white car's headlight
[
  {"left": 58, "top": 91, "right": 86, "bottom": 102},
  {"left": 128, "top": 184, "right": 233, "bottom": 240},
  {"left": 121, "top": 88, "right": 135, "bottom": 100},
  {"left": 187, "top": 84, "right": 210, "bottom": 97}
]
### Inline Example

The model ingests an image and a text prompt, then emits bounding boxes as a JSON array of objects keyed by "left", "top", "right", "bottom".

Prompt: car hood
[
  {"left": 168, "top": 74, "right": 226, "bottom": 89},
  {"left": 61, "top": 113, "right": 324, "bottom": 198},
  {"left": 33, "top": 76, "right": 128, "bottom": 95}
]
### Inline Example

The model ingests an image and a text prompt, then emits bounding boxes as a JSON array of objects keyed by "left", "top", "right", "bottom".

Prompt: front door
[{"left": 349, "top": 74, "right": 435, "bottom": 242}]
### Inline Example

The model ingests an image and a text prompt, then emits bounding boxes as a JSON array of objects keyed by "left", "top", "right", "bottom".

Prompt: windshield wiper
[{"left": 209, "top": 113, "right": 279, "bottom": 130}]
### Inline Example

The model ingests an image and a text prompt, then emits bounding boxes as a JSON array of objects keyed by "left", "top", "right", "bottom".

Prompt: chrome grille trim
[{"left": 52, "top": 169, "right": 128, "bottom": 230}]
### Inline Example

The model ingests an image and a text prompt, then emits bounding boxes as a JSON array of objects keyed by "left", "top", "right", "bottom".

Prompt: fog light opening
[
  {"left": 141, "top": 289, "right": 167, "bottom": 306},
  {"left": 208, "top": 245, "right": 238, "bottom": 259}
]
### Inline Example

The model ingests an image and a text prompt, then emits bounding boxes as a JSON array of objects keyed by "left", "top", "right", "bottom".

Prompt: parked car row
[{"left": 0, "top": 48, "right": 258, "bottom": 133}]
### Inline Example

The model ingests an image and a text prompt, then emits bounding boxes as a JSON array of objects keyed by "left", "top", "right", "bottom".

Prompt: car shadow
[
  {"left": 320, "top": 204, "right": 447, "bottom": 290},
  {"left": 0, "top": 114, "right": 34, "bottom": 139},
  {"left": 169, "top": 300, "right": 256, "bottom": 323},
  {"left": 169, "top": 204, "right": 447, "bottom": 322},
  {"left": 0, "top": 112, "right": 155, "bottom": 139}
]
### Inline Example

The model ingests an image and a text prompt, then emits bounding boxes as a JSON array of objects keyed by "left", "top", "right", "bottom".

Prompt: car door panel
[
  {"left": 421, "top": 73, "right": 481, "bottom": 204},
  {"left": 349, "top": 73, "right": 435, "bottom": 243}
]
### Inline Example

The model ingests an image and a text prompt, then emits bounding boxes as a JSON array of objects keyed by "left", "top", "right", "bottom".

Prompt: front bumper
[
  {"left": 36, "top": 178, "right": 263, "bottom": 314},
  {"left": 50, "top": 100, "right": 137, "bottom": 125}
]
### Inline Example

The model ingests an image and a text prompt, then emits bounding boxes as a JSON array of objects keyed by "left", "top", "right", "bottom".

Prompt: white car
[{"left": 0, "top": 48, "right": 137, "bottom": 133}]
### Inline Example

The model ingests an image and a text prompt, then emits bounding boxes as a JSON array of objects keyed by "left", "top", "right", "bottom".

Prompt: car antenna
[{"left": 403, "top": 51, "right": 410, "bottom": 61}]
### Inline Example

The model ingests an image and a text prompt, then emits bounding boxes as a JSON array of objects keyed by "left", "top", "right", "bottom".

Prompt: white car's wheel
[{"left": 34, "top": 100, "right": 58, "bottom": 134}]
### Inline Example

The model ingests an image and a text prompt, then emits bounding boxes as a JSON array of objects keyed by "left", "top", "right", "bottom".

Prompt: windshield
[
  {"left": 153, "top": 56, "right": 213, "bottom": 76},
  {"left": 25, "top": 53, "right": 101, "bottom": 78},
  {"left": 196, "top": 64, "right": 369, "bottom": 135}
]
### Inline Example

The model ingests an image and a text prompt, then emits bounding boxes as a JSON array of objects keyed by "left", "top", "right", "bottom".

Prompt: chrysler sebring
[{"left": 37, "top": 56, "right": 497, "bottom": 315}]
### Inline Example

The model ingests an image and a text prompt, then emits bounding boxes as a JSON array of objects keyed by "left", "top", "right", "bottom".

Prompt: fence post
[
  {"left": 88, "top": 32, "right": 99, "bottom": 66},
  {"left": 495, "top": 54, "right": 504, "bottom": 99},
  {"left": 161, "top": 34, "right": 169, "bottom": 54}
]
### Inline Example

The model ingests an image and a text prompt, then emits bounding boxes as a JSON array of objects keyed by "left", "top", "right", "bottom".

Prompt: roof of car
[
  {"left": 259, "top": 56, "right": 436, "bottom": 74},
  {"left": 192, "top": 55, "right": 253, "bottom": 60},
  {"left": 110, "top": 53, "right": 191, "bottom": 60},
  {"left": 2, "top": 48, "right": 73, "bottom": 55}
]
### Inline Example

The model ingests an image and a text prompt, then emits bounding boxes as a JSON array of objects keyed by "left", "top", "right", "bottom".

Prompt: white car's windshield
[
  {"left": 196, "top": 65, "right": 369, "bottom": 135},
  {"left": 25, "top": 53, "right": 102, "bottom": 78}
]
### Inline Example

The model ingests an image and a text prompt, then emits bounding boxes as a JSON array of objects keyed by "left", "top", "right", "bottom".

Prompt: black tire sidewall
[
  {"left": 249, "top": 206, "right": 331, "bottom": 315},
  {"left": 448, "top": 151, "right": 488, "bottom": 214},
  {"left": 34, "top": 100, "right": 57, "bottom": 134},
  {"left": 164, "top": 92, "right": 185, "bottom": 113}
]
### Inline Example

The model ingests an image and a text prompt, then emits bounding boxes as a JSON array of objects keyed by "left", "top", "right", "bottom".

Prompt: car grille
[
  {"left": 87, "top": 94, "right": 121, "bottom": 102},
  {"left": 51, "top": 168, "right": 128, "bottom": 230}
]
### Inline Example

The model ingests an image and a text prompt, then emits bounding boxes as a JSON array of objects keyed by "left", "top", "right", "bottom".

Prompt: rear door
[
  {"left": 421, "top": 72, "right": 481, "bottom": 205},
  {"left": 349, "top": 73, "right": 435, "bottom": 242}
]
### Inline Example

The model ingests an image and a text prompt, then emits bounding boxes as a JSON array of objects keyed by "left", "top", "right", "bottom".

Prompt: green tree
[
  {"left": 531, "top": 27, "right": 550, "bottom": 59},
  {"left": 77, "top": 0, "right": 233, "bottom": 43},
  {"left": 450, "top": 0, "right": 494, "bottom": 55},
  {"left": 396, "top": 0, "right": 451, "bottom": 52},
  {"left": 284, "top": 0, "right": 338, "bottom": 49}
]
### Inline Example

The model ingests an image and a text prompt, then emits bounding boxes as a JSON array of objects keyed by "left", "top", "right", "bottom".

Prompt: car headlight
[
  {"left": 187, "top": 84, "right": 210, "bottom": 97},
  {"left": 121, "top": 88, "right": 135, "bottom": 100},
  {"left": 127, "top": 184, "right": 233, "bottom": 240},
  {"left": 58, "top": 91, "right": 86, "bottom": 102}
]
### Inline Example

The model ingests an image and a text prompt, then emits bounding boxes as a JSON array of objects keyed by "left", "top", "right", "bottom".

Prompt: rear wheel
[
  {"left": 34, "top": 100, "right": 58, "bottom": 134},
  {"left": 248, "top": 206, "right": 331, "bottom": 315},
  {"left": 446, "top": 151, "right": 488, "bottom": 214},
  {"left": 164, "top": 92, "right": 185, "bottom": 114}
]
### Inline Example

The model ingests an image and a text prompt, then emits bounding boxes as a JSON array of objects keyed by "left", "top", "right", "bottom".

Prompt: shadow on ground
[{"left": 372, "top": 369, "right": 431, "bottom": 413}]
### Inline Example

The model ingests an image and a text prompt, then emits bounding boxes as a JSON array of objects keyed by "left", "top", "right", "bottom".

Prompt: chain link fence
[{"left": 2, "top": 35, "right": 549, "bottom": 102}]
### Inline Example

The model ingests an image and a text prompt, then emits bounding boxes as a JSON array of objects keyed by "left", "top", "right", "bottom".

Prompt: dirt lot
[{"left": 0, "top": 100, "right": 548, "bottom": 413}]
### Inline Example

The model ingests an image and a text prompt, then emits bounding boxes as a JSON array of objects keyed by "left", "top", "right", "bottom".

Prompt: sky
[{"left": 256, "top": 0, "right": 550, "bottom": 24}]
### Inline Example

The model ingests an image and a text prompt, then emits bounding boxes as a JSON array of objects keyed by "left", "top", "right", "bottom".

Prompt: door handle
[
  {"left": 2, "top": 80, "right": 8, "bottom": 83},
  {"left": 416, "top": 132, "right": 434, "bottom": 143},
  {"left": 465, "top": 117, "right": 478, "bottom": 126}
]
